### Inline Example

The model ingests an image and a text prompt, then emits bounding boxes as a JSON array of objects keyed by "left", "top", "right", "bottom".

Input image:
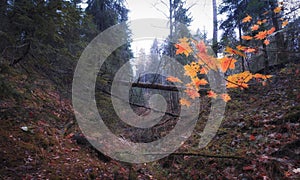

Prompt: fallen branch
[
  {"left": 140, "top": 152, "right": 244, "bottom": 159},
  {"left": 115, "top": 80, "right": 211, "bottom": 92},
  {"left": 170, "top": 152, "right": 244, "bottom": 159},
  {"left": 100, "top": 88, "right": 180, "bottom": 118}
]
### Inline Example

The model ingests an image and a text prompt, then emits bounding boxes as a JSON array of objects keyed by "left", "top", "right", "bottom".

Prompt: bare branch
[
  {"left": 152, "top": 2, "right": 169, "bottom": 18},
  {"left": 99, "top": 87, "right": 181, "bottom": 118}
]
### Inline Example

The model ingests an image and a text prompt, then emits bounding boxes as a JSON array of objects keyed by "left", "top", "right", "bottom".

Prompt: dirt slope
[{"left": 0, "top": 63, "right": 299, "bottom": 179}]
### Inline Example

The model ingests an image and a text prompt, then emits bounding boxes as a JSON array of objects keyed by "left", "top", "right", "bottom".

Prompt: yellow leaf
[
  {"left": 190, "top": 62, "right": 200, "bottom": 70},
  {"left": 184, "top": 63, "right": 198, "bottom": 77},
  {"left": 274, "top": 7, "right": 282, "bottom": 13},
  {"left": 236, "top": 45, "right": 247, "bottom": 51},
  {"left": 282, "top": 20, "right": 288, "bottom": 27},
  {"left": 265, "top": 75, "right": 272, "bottom": 79},
  {"left": 242, "top": 15, "right": 252, "bottom": 23},
  {"left": 166, "top": 76, "right": 182, "bottom": 83},
  {"left": 226, "top": 81, "right": 239, "bottom": 89},
  {"left": 180, "top": 98, "right": 191, "bottom": 107},
  {"left": 257, "top": 20, "right": 263, "bottom": 25},
  {"left": 225, "top": 46, "right": 245, "bottom": 57},
  {"left": 226, "top": 71, "right": 253, "bottom": 89}
]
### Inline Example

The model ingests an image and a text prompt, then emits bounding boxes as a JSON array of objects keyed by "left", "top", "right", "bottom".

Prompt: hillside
[{"left": 0, "top": 63, "right": 299, "bottom": 179}]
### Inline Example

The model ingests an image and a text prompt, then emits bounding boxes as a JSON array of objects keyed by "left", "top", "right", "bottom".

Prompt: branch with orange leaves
[
  {"left": 167, "top": 37, "right": 273, "bottom": 106},
  {"left": 167, "top": 4, "right": 289, "bottom": 107}
]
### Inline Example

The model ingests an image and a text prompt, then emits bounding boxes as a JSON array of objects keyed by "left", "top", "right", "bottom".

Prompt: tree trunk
[
  {"left": 262, "top": 42, "right": 269, "bottom": 73},
  {"left": 238, "top": 24, "right": 246, "bottom": 72},
  {"left": 212, "top": 0, "right": 218, "bottom": 55},
  {"left": 269, "top": 0, "right": 286, "bottom": 64},
  {"left": 169, "top": 0, "right": 174, "bottom": 57}
]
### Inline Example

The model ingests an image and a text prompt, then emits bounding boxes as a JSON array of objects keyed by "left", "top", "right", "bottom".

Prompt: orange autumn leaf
[
  {"left": 253, "top": 73, "right": 272, "bottom": 80},
  {"left": 273, "top": 7, "right": 282, "bottom": 13},
  {"left": 264, "top": 39, "right": 270, "bottom": 45},
  {"left": 242, "top": 35, "right": 253, "bottom": 40},
  {"left": 257, "top": 20, "right": 263, "bottom": 25},
  {"left": 249, "top": 134, "right": 256, "bottom": 141},
  {"left": 196, "top": 40, "right": 207, "bottom": 53},
  {"left": 236, "top": 45, "right": 247, "bottom": 51},
  {"left": 175, "top": 44, "right": 191, "bottom": 57},
  {"left": 175, "top": 37, "right": 192, "bottom": 57},
  {"left": 267, "top": 27, "right": 276, "bottom": 35},
  {"left": 225, "top": 46, "right": 245, "bottom": 57},
  {"left": 192, "top": 77, "right": 208, "bottom": 87},
  {"left": 166, "top": 76, "right": 182, "bottom": 83},
  {"left": 197, "top": 53, "right": 218, "bottom": 70},
  {"left": 282, "top": 20, "right": 288, "bottom": 27},
  {"left": 185, "top": 88, "right": 200, "bottom": 99},
  {"left": 185, "top": 82, "right": 194, "bottom": 89},
  {"left": 242, "top": 15, "right": 252, "bottom": 23},
  {"left": 251, "top": 24, "right": 260, "bottom": 31},
  {"left": 257, "top": 19, "right": 267, "bottom": 25},
  {"left": 255, "top": 30, "right": 268, "bottom": 40},
  {"left": 180, "top": 98, "right": 191, "bottom": 107},
  {"left": 245, "top": 47, "right": 257, "bottom": 53},
  {"left": 265, "top": 75, "right": 272, "bottom": 79},
  {"left": 207, "top": 90, "right": 217, "bottom": 99},
  {"left": 219, "top": 56, "right": 237, "bottom": 72},
  {"left": 194, "top": 40, "right": 219, "bottom": 70},
  {"left": 199, "top": 67, "right": 208, "bottom": 74},
  {"left": 221, "top": 93, "right": 231, "bottom": 102}
]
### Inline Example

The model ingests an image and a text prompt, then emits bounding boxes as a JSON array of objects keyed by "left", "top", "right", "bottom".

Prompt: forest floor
[{"left": 0, "top": 63, "right": 299, "bottom": 179}]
